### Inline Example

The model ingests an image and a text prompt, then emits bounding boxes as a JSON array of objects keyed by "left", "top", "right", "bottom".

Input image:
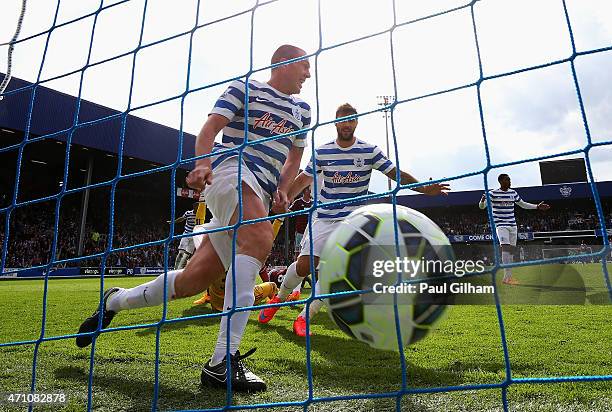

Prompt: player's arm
[
  {"left": 274, "top": 105, "right": 311, "bottom": 213},
  {"left": 516, "top": 199, "right": 550, "bottom": 210},
  {"left": 167, "top": 216, "right": 187, "bottom": 224},
  {"left": 385, "top": 168, "right": 450, "bottom": 196},
  {"left": 287, "top": 151, "right": 318, "bottom": 203},
  {"left": 287, "top": 172, "right": 313, "bottom": 203},
  {"left": 187, "top": 114, "right": 229, "bottom": 190},
  {"left": 371, "top": 145, "right": 448, "bottom": 195},
  {"left": 167, "top": 211, "right": 188, "bottom": 224},
  {"left": 188, "top": 80, "right": 246, "bottom": 190},
  {"left": 514, "top": 192, "right": 550, "bottom": 210},
  {"left": 274, "top": 145, "right": 305, "bottom": 213}
]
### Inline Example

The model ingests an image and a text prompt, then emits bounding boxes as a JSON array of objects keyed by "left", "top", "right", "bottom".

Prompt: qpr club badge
[
  {"left": 353, "top": 157, "right": 364, "bottom": 168},
  {"left": 559, "top": 185, "right": 572, "bottom": 198},
  {"left": 292, "top": 106, "right": 302, "bottom": 122}
]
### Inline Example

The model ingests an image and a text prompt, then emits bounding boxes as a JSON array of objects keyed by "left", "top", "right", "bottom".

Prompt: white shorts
[
  {"left": 192, "top": 158, "right": 270, "bottom": 270},
  {"left": 496, "top": 226, "right": 518, "bottom": 246},
  {"left": 299, "top": 218, "right": 339, "bottom": 258},
  {"left": 178, "top": 236, "right": 195, "bottom": 255}
]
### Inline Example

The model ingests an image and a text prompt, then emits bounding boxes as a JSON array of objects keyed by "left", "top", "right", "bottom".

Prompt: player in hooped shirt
[
  {"left": 479, "top": 174, "right": 550, "bottom": 285},
  {"left": 76, "top": 45, "right": 311, "bottom": 392},
  {"left": 258, "top": 103, "right": 450, "bottom": 336}
]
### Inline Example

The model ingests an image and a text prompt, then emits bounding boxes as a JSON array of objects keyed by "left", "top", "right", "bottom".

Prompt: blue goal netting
[{"left": 0, "top": 0, "right": 611, "bottom": 411}]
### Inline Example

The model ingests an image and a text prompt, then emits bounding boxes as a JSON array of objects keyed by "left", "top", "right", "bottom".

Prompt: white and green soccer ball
[{"left": 318, "top": 204, "right": 454, "bottom": 351}]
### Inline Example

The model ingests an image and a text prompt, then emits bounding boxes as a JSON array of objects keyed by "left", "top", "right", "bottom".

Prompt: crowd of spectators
[
  {"left": 2, "top": 197, "right": 611, "bottom": 269},
  {"left": 427, "top": 204, "right": 612, "bottom": 235},
  {"left": 266, "top": 244, "right": 287, "bottom": 267},
  {"left": 1, "top": 199, "right": 179, "bottom": 269}
]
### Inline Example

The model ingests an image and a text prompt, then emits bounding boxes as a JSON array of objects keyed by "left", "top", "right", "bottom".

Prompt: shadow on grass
[
  {"left": 54, "top": 365, "right": 233, "bottom": 411},
  {"left": 134, "top": 304, "right": 222, "bottom": 337},
  {"left": 55, "top": 365, "right": 189, "bottom": 401},
  {"left": 586, "top": 292, "right": 612, "bottom": 304},
  {"left": 255, "top": 315, "right": 507, "bottom": 393},
  {"left": 53, "top": 317, "right": 510, "bottom": 412},
  {"left": 135, "top": 301, "right": 303, "bottom": 337}
]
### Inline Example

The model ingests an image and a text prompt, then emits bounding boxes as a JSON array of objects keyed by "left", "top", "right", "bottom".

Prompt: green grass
[{"left": 0, "top": 263, "right": 610, "bottom": 411}]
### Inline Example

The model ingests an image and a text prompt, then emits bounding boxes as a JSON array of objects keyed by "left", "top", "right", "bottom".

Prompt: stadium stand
[{"left": 2, "top": 76, "right": 611, "bottom": 276}]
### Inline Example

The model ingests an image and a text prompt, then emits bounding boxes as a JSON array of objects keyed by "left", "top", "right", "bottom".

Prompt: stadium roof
[
  {"left": 397, "top": 181, "right": 612, "bottom": 208},
  {"left": 0, "top": 74, "right": 196, "bottom": 168},
  {"left": 3, "top": 75, "right": 610, "bottom": 210}
]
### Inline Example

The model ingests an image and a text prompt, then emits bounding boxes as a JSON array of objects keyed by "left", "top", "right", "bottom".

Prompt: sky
[{"left": 1, "top": 0, "right": 611, "bottom": 195}]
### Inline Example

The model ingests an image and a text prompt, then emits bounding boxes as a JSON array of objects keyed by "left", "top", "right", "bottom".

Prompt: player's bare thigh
[
  {"left": 232, "top": 188, "right": 274, "bottom": 262},
  {"left": 173, "top": 183, "right": 273, "bottom": 298}
]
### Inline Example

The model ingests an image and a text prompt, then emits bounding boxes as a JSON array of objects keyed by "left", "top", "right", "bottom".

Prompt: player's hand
[
  {"left": 187, "top": 162, "right": 213, "bottom": 191},
  {"left": 272, "top": 190, "right": 289, "bottom": 214},
  {"left": 537, "top": 202, "right": 550, "bottom": 211},
  {"left": 422, "top": 182, "right": 450, "bottom": 196}
]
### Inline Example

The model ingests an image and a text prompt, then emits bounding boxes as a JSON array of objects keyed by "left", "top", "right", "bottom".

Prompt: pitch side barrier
[
  {"left": 449, "top": 229, "right": 611, "bottom": 243},
  {"left": 0, "top": 266, "right": 164, "bottom": 280}
]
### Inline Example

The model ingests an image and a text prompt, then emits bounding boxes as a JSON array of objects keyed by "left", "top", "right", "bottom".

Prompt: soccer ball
[{"left": 318, "top": 204, "right": 454, "bottom": 351}]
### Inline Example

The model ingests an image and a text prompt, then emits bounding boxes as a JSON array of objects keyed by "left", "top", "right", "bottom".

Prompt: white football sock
[
  {"left": 299, "top": 280, "right": 323, "bottom": 319},
  {"left": 501, "top": 250, "right": 513, "bottom": 281},
  {"left": 278, "top": 261, "right": 303, "bottom": 301},
  {"left": 210, "top": 254, "right": 261, "bottom": 366},
  {"left": 107, "top": 269, "right": 181, "bottom": 312}
]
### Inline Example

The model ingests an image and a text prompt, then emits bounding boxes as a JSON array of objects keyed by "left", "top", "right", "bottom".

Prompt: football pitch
[{"left": 0, "top": 264, "right": 610, "bottom": 412}]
